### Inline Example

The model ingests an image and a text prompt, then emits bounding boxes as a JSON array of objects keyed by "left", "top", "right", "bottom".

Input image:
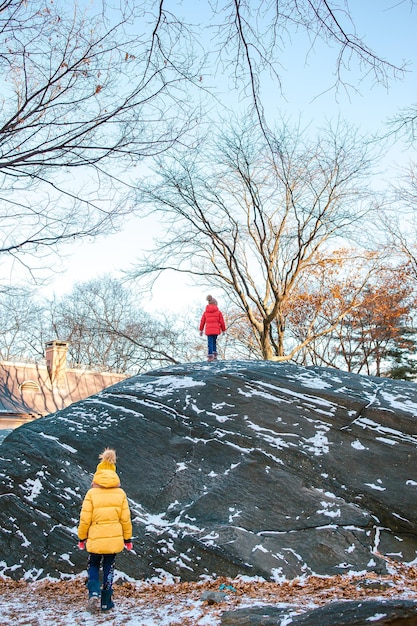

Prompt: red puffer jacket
[{"left": 199, "top": 304, "right": 226, "bottom": 336}]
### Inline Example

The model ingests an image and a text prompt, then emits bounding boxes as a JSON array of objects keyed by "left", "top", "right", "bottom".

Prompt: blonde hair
[{"left": 99, "top": 448, "right": 116, "bottom": 465}]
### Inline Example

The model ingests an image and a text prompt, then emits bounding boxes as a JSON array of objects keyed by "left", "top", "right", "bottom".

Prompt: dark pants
[
  {"left": 207, "top": 335, "right": 218, "bottom": 355},
  {"left": 87, "top": 553, "right": 115, "bottom": 590}
]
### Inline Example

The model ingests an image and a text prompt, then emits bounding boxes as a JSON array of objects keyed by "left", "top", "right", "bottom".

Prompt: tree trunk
[{"left": 260, "top": 313, "right": 286, "bottom": 360}]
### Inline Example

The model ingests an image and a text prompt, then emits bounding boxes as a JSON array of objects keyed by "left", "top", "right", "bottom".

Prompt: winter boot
[
  {"left": 101, "top": 588, "right": 114, "bottom": 612},
  {"left": 87, "top": 579, "right": 101, "bottom": 613},
  {"left": 207, "top": 354, "right": 214, "bottom": 362},
  {"left": 213, "top": 352, "right": 218, "bottom": 361}
]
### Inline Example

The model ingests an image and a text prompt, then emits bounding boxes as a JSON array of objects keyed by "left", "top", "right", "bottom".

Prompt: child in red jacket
[{"left": 199, "top": 295, "right": 226, "bottom": 361}]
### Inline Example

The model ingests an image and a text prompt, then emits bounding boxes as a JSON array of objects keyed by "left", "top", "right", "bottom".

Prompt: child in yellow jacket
[{"left": 78, "top": 448, "right": 132, "bottom": 613}]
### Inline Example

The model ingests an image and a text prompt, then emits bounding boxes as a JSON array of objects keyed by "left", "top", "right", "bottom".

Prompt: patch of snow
[
  {"left": 379, "top": 391, "right": 417, "bottom": 415},
  {"left": 351, "top": 440, "right": 367, "bottom": 450},
  {"left": 22, "top": 477, "right": 43, "bottom": 502},
  {"left": 294, "top": 374, "right": 332, "bottom": 390},
  {"left": 372, "top": 527, "right": 382, "bottom": 553},
  {"left": 283, "top": 548, "right": 303, "bottom": 561},
  {"left": 252, "top": 544, "right": 269, "bottom": 553},
  {"left": 316, "top": 502, "right": 341, "bottom": 518},
  {"left": 376, "top": 437, "right": 397, "bottom": 446},
  {"left": 259, "top": 382, "right": 337, "bottom": 411},
  {"left": 139, "top": 376, "right": 206, "bottom": 398},
  {"left": 215, "top": 414, "right": 233, "bottom": 422},
  {"left": 23, "top": 568, "right": 44, "bottom": 581},
  {"left": 191, "top": 404, "right": 205, "bottom": 414},
  {"left": 270, "top": 567, "right": 286, "bottom": 582},
  {"left": 356, "top": 418, "right": 417, "bottom": 445},
  {"left": 367, "top": 613, "right": 387, "bottom": 622},
  {"left": 212, "top": 402, "right": 234, "bottom": 409},
  {"left": 304, "top": 431, "right": 329, "bottom": 456},
  {"left": 199, "top": 531, "right": 220, "bottom": 545},
  {"left": 59, "top": 553, "right": 75, "bottom": 566},
  {"left": 16, "top": 530, "right": 30, "bottom": 547},
  {"left": 38, "top": 433, "right": 77, "bottom": 453},
  {"left": 63, "top": 486, "right": 80, "bottom": 498},
  {"left": 365, "top": 483, "right": 386, "bottom": 492},
  {"left": 315, "top": 489, "right": 337, "bottom": 499},
  {"left": 228, "top": 507, "right": 242, "bottom": 522}
]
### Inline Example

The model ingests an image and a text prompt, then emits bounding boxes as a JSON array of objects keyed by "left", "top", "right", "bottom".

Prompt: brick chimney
[{"left": 45, "top": 341, "right": 69, "bottom": 386}]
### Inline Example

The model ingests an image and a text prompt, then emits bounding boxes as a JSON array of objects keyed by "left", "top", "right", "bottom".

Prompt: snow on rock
[{"left": 0, "top": 360, "right": 416, "bottom": 583}]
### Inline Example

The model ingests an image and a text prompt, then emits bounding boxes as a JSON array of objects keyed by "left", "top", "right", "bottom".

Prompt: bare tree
[
  {"left": 131, "top": 119, "right": 380, "bottom": 360},
  {"left": 380, "top": 162, "right": 417, "bottom": 278},
  {"left": 0, "top": 0, "right": 200, "bottom": 277},
  {"left": 0, "top": 0, "right": 409, "bottom": 282},
  {"left": 0, "top": 275, "right": 205, "bottom": 372},
  {"left": 46, "top": 275, "right": 196, "bottom": 373},
  {"left": 387, "top": 104, "right": 417, "bottom": 144},
  {"left": 177, "top": 0, "right": 408, "bottom": 142},
  {"left": 0, "top": 288, "right": 45, "bottom": 360}
]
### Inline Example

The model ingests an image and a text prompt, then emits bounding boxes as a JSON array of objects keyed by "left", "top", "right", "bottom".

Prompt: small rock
[
  {"left": 220, "top": 605, "right": 290, "bottom": 625},
  {"left": 201, "top": 590, "right": 228, "bottom": 604},
  {"left": 352, "top": 578, "right": 391, "bottom": 592}
]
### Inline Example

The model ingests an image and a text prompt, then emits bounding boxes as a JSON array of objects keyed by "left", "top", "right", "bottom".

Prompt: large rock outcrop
[
  {"left": 220, "top": 599, "right": 417, "bottom": 625},
  {"left": 0, "top": 361, "right": 416, "bottom": 581}
]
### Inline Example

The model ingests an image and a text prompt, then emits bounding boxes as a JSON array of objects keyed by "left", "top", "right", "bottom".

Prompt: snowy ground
[{"left": 1, "top": 561, "right": 416, "bottom": 625}]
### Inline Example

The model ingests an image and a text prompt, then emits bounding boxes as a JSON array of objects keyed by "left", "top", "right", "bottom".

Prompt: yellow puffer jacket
[{"left": 78, "top": 468, "right": 132, "bottom": 554}]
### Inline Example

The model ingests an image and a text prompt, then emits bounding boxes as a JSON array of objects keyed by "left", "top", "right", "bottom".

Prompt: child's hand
[
  {"left": 124, "top": 541, "right": 133, "bottom": 551},
  {"left": 77, "top": 540, "right": 86, "bottom": 550}
]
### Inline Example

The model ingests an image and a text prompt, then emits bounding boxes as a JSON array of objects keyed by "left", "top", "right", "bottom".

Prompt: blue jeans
[
  {"left": 88, "top": 553, "right": 115, "bottom": 590},
  {"left": 207, "top": 335, "right": 218, "bottom": 355}
]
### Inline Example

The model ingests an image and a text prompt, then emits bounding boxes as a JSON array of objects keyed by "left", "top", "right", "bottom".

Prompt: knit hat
[
  {"left": 206, "top": 294, "right": 218, "bottom": 306},
  {"left": 96, "top": 447, "right": 116, "bottom": 472}
]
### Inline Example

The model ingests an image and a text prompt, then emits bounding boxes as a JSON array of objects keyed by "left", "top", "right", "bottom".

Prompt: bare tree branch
[
  {"left": 131, "top": 118, "right": 379, "bottom": 360},
  {"left": 0, "top": 0, "right": 409, "bottom": 281},
  {"left": 0, "top": 0, "right": 200, "bottom": 274}
]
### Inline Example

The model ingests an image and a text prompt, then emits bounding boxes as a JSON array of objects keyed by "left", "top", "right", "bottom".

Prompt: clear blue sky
[{"left": 39, "top": 0, "right": 416, "bottom": 313}]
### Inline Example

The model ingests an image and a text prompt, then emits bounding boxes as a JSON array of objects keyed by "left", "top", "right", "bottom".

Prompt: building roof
[{"left": 0, "top": 357, "right": 127, "bottom": 426}]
